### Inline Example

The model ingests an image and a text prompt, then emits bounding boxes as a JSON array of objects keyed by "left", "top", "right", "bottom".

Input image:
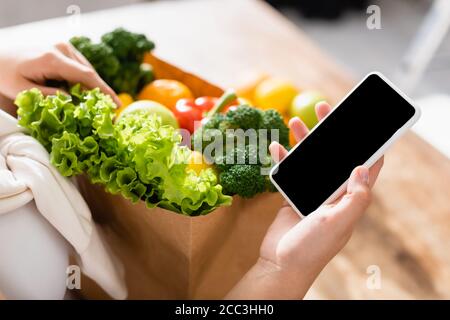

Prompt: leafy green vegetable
[
  {"left": 219, "top": 165, "right": 266, "bottom": 198},
  {"left": 220, "top": 105, "right": 263, "bottom": 130},
  {"left": 101, "top": 28, "right": 155, "bottom": 62},
  {"left": 15, "top": 85, "right": 231, "bottom": 215},
  {"left": 70, "top": 36, "right": 120, "bottom": 79},
  {"left": 193, "top": 103, "right": 289, "bottom": 198},
  {"left": 261, "top": 109, "right": 290, "bottom": 148},
  {"left": 70, "top": 28, "right": 155, "bottom": 96}
]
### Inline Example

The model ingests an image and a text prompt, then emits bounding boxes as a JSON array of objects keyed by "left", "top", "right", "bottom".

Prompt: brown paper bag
[
  {"left": 78, "top": 179, "right": 283, "bottom": 299},
  {"left": 76, "top": 53, "right": 284, "bottom": 299}
]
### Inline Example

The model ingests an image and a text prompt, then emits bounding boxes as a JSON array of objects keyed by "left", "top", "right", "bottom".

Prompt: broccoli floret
[
  {"left": 71, "top": 29, "right": 155, "bottom": 96},
  {"left": 219, "top": 164, "right": 266, "bottom": 198},
  {"left": 111, "top": 62, "right": 141, "bottom": 94},
  {"left": 101, "top": 28, "right": 155, "bottom": 62},
  {"left": 70, "top": 36, "right": 89, "bottom": 47},
  {"left": 223, "top": 105, "right": 263, "bottom": 130},
  {"left": 214, "top": 146, "right": 246, "bottom": 172},
  {"left": 213, "top": 155, "right": 231, "bottom": 172},
  {"left": 261, "top": 109, "right": 290, "bottom": 148},
  {"left": 194, "top": 92, "right": 290, "bottom": 199},
  {"left": 245, "top": 142, "right": 272, "bottom": 165},
  {"left": 110, "top": 62, "right": 154, "bottom": 96},
  {"left": 70, "top": 36, "right": 120, "bottom": 79},
  {"left": 191, "top": 113, "right": 226, "bottom": 153},
  {"left": 204, "top": 113, "right": 226, "bottom": 130}
]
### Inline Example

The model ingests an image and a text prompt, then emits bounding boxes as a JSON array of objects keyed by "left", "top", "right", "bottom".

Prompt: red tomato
[
  {"left": 194, "top": 97, "right": 218, "bottom": 112},
  {"left": 173, "top": 99, "right": 203, "bottom": 133}
]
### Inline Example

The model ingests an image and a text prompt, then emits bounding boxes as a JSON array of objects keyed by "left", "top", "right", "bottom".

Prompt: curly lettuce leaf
[
  {"left": 15, "top": 85, "right": 231, "bottom": 215},
  {"left": 117, "top": 111, "right": 232, "bottom": 215}
]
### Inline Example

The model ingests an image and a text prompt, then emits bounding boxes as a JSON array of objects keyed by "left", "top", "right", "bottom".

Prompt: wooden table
[{"left": 1, "top": 0, "right": 449, "bottom": 299}]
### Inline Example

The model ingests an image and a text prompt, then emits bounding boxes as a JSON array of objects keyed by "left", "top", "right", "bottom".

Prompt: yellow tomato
[
  {"left": 115, "top": 93, "right": 134, "bottom": 117},
  {"left": 187, "top": 151, "right": 212, "bottom": 175},
  {"left": 137, "top": 79, "right": 193, "bottom": 110},
  {"left": 254, "top": 78, "right": 298, "bottom": 114}
]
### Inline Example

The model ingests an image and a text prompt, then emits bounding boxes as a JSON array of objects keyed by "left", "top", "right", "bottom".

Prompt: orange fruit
[
  {"left": 254, "top": 78, "right": 298, "bottom": 114},
  {"left": 137, "top": 79, "right": 193, "bottom": 110},
  {"left": 235, "top": 72, "right": 269, "bottom": 102}
]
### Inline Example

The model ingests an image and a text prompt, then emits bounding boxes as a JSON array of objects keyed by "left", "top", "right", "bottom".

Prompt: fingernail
[
  {"left": 316, "top": 100, "right": 326, "bottom": 106},
  {"left": 359, "top": 167, "right": 369, "bottom": 185}
]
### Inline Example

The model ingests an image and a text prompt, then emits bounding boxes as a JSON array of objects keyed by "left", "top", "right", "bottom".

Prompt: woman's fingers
[
  {"left": 289, "top": 117, "right": 309, "bottom": 143},
  {"left": 55, "top": 42, "right": 93, "bottom": 69},
  {"left": 269, "top": 141, "right": 288, "bottom": 163},
  {"left": 288, "top": 102, "right": 332, "bottom": 145},
  {"left": 329, "top": 157, "right": 384, "bottom": 206},
  {"left": 32, "top": 84, "right": 68, "bottom": 96},
  {"left": 315, "top": 101, "right": 332, "bottom": 121},
  {"left": 41, "top": 49, "right": 120, "bottom": 105},
  {"left": 55, "top": 53, "right": 118, "bottom": 102},
  {"left": 14, "top": 78, "right": 68, "bottom": 97}
]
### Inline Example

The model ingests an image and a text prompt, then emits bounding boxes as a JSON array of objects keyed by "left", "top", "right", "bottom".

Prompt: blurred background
[{"left": 1, "top": 0, "right": 448, "bottom": 157}]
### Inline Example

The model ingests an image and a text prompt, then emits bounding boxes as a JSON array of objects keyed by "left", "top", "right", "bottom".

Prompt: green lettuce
[{"left": 15, "top": 85, "right": 231, "bottom": 215}]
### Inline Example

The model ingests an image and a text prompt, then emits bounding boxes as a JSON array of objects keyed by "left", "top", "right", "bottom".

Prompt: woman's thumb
[
  {"left": 346, "top": 166, "right": 371, "bottom": 210},
  {"left": 348, "top": 166, "right": 370, "bottom": 194},
  {"left": 329, "top": 166, "right": 371, "bottom": 224}
]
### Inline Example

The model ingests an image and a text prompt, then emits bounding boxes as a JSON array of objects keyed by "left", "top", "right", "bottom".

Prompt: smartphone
[{"left": 269, "top": 72, "right": 421, "bottom": 216}]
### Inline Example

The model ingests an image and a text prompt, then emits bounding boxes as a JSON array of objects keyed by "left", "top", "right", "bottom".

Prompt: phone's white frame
[{"left": 269, "top": 72, "right": 421, "bottom": 217}]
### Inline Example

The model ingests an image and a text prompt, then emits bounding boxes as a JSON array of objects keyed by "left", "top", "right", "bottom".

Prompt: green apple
[
  {"left": 289, "top": 91, "right": 326, "bottom": 129},
  {"left": 117, "top": 100, "right": 179, "bottom": 128}
]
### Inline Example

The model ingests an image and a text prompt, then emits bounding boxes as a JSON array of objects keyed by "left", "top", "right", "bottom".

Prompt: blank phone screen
[{"left": 271, "top": 74, "right": 417, "bottom": 215}]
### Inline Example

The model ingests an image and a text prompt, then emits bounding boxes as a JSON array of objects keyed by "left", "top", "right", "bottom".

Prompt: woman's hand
[
  {"left": 227, "top": 102, "right": 383, "bottom": 299},
  {"left": 0, "top": 43, "right": 119, "bottom": 114}
]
